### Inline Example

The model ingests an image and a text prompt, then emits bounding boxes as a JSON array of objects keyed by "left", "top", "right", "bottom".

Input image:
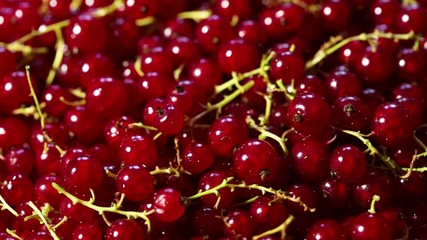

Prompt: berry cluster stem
[
  {"left": 0, "top": 194, "right": 18, "bottom": 217},
  {"left": 177, "top": 10, "right": 212, "bottom": 21},
  {"left": 339, "top": 129, "right": 399, "bottom": 170},
  {"left": 52, "top": 183, "right": 154, "bottom": 231},
  {"left": 27, "top": 201, "right": 60, "bottom": 240},
  {"left": 246, "top": 117, "right": 289, "bottom": 155},
  {"left": 189, "top": 80, "right": 255, "bottom": 125},
  {"left": 368, "top": 195, "right": 380, "bottom": 214},
  {"left": 252, "top": 214, "right": 295, "bottom": 240},
  {"left": 187, "top": 178, "right": 315, "bottom": 212},
  {"left": 306, "top": 31, "right": 420, "bottom": 69}
]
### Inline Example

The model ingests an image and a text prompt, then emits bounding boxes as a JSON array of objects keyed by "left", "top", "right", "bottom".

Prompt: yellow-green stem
[
  {"left": 252, "top": 214, "right": 295, "bottom": 240},
  {"left": 52, "top": 183, "right": 153, "bottom": 231},
  {"left": 0, "top": 194, "right": 18, "bottom": 217},
  {"left": 306, "top": 31, "right": 419, "bottom": 69},
  {"left": 368, "top": 195, "right": 380, "bottom": 214},
  {"left": 27, "top": 201, "right": 60, "bottom": 240},
  {"left": 339, "top": 129, "right": 398, "bottom": 170},
  {"left": 177, "top": 10, "right": 212, "bottom": 21},
  {"left": 246, "top": 117, "right": 288, "bottom": 156}
]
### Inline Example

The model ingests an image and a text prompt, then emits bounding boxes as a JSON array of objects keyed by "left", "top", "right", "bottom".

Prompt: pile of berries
[{"left": 0, "top": 0, "right": 427, "bottom": 239}]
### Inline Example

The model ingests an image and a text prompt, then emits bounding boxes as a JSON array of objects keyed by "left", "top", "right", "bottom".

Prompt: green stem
[
  {"left": 339, "top": 129, "right": 398, "bottom": 170},
  {"left": 91, "top": 0, "right": 124, "bottom": 17},
  {"left": 246, "top": 117, "right": 289, "bottom": 156},
  {"left": 186, "top": 178, "right": 234, "bottom": 200},
  {"left": 6, "top": 229, "right": 22, "bottom": 240},
  {"left": 129, "top": 122, "right": 159, "bottom": 131},
  {"left": 306, "top": 31, "right": 419, "bottom": 69},
  {"left": 150, "top": 167, "right": 180, "bottom": 176},
  {"left": 177, "top": 10, "right": 212, "bottom": 21},
  {"left": 0, "top": 194, "right": 18, "bottom": 217},
  {"left": 52, "top": 183, "right": 153, "bottom": 231},
  {"left": 252, "top": 215, "right": 295, "bottom": 240},
  {"left": 186, "top": 178, "right": 315, "bottom": 212},
  {"left": 25, "top": 66, "right": 44, "bottom": 129},
  {"left": 214, "top": 66, "right": 268, "bottom": 94},
  {"left": 27, "top": 201, "right": 60, "bottom": 240},
  {"left": 189, "top": 81, "right": 255, "bottom": 125},
  {"left": 45, "top": 29, "right": 66, "bottom": 86},
  {"left": 368, "top": 195, "right": 380, "bottom": 214},
  {"left": 135, "top": 16, "right": 155, "bottom": 27}
]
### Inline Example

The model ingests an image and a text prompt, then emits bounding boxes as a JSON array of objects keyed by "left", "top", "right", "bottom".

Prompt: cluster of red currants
[{"left": 1, "top": 0, "right": 427, "bottom": 239}]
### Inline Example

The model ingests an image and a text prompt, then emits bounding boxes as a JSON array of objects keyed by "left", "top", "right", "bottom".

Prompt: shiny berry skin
[
  {"left": 396, "top": 97, "right": 423, "bottom": 128},
  {"left": 291, "top": 138, "right": 330, "bottom": 182},
  {"left": 392, "top": 82, "right": 423, "bottom": 102},
  {"left": 63, "top": 155, "right": 104, "bottom": 195},
  {"left": 195, "top": 14, "right": 236, "bottom": 53},
  {"left": 330, "top": 145, "right": 367, "bottom": 184},
  {"left": 270, "top": 50, "right": 305, "bottom": 86},
  {"left": 331, "top": 96, "right": 371, "bottom": 131},
  {"left": 65, "top": 13, "right": 107, "bottom": 54},
  {"left": 78, "top": 53, "right": 118, "bottom": 88},
  {"left": 153, "top": 105, "right": 185, "bottom": 135},
  {"left": 396, "top": 3, "right": 427, "bottom": 34},
  {"left": 3, "top": 146, "right": 34, "bottom": 175},
  {"left": 319, "top": 0, "right": 352, "bottom": 32},
  {"left": 34, "top": 174, "right": 63, "bottom": 209},
  {"left": 0, "top": 70, "right": 36, "bottom": 113},
  {"left": 353, "top": 170, "right": 394, "bottom": 209},
  {"left": 138, "top": 49, "right": 176, "bottom": 75},
  {"left": 298, "top": 74, "right": 327, "bottom": 97},
  {"left": 259, "top": 3, "right": 305, "bottom": 41},
  {"left": 208, "top": 115, "right": 248, "bottom": 157},
  {"left": 142, "top": 97, "right": 167, "bottom": 126},
  {"left": 339, "top": 40, "right": 367, "bottom": 67},
  {"left": 285, "top": 184, "right": 318, "bottom": 214},
  {"left": 370, "top": 0, "right": 401, "bottom": 26},
  {"left": 119, "top": 132, "right": 158, "bottom": 168},
  {"left": 191, "top": 207, "right": 225, "bottom": 238},
  {"left": 198, "top": 171, "right": 236, "bottom": 208},
  {"left": 60, "top": 197, "right": 96, "bottom": 224},
  {"left": 395, "top": 47, "right": 426, "bottom": 83},
  {"left": 214, "top": 0, "right": 255, "bottom": 21},
  {"left": 182, "top": 142, "right": 215, "bottom": 175},
  {"left": 223, "top": 210, "right": 254, "bottom": 239},
  {"left": 350, "top": 213, "right": 393, "bottom": 240},
  {"left": 153, "top": 188, "right": 185, "bottom": 222},
  {"left": 371, "top": 103, "right": 413, "bottom": 148},
  {"left": 249, "top": 196, "right": 289, "bottom": 233},
  {"left": 355, "top": 48, "right": 393, "bottom": 83},
  {"left": 85, "top": 77, "right": 129, "bottom": 117},
  {"left": 189, "top": 58, "right": 223, "bottom": 94},
  {"left": 325, "top": 70, "right": 362, "bottom": 100},
  {"left": 1, "top": 173, "right": 34, "bottom": 207},
  {"left": 287, "top": 92, "right": 331, "bottom": 136},
  {"left": 320, "top": 178, "right": 352, "bottom": 210},
  {"left": 306, "top": 219, "right": 348, "bottom": 240},
  {"left": 116, "top": 165, "right": 154, "bottom": 202},
  {"left": 167, "top": 36, "right": 201, "bottom": 66},
  {"left": 136, "top": 72, "right": 174, "bottom": 104},
  {"left": 41, "top": 84, "right": 76, "bottom": 118},
  {"left": 64, "top": 106, "right": 106, "bottom": 144},
  {"left": 105, "top": 219, "right": 147, "bottom": 240},
  {"left": 72, "top": 223, "right": 103, "bottom": 240},
  {"left": 104, "top": 115, "right": 135, "bottom": 149},
  {"left": 217, "top": 39, "right": 260, "bottom": 74},
  {"left": 233, "top": 139, "right": 280, "bottom": 185},
  {"left": 237, "top": 20, "right": 268, "bottom": 48},
  {"left": 162, "top": 18, "right": 195, "bottom": 39}
]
